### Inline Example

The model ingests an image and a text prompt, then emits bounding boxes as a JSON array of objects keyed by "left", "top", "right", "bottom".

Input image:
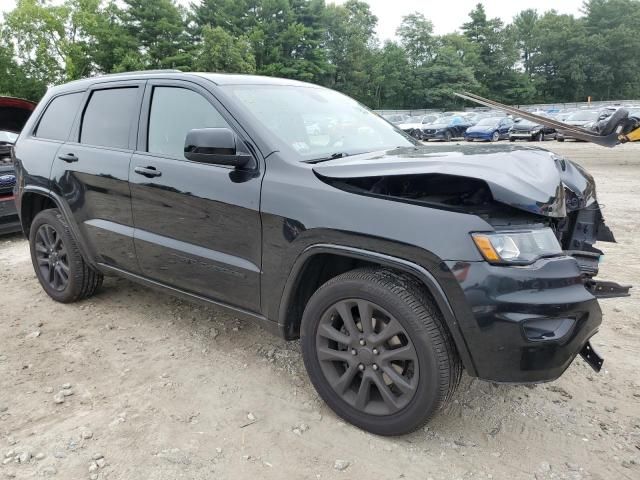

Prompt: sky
[
  {"left": 0, "top": 0, "right": 586, "bottom": 40},
  {"left": 329, "top": 0, "right": 585, "bottom": 39}
]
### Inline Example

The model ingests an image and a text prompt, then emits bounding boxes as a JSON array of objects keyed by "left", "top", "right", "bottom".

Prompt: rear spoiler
[{"left": 454, "top": 92, "right": 621, "bottom": 148}]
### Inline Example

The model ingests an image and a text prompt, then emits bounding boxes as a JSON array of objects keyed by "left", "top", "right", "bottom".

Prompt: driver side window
[{"left": 147, "top": 87, "right": 229, "bottom": 158}]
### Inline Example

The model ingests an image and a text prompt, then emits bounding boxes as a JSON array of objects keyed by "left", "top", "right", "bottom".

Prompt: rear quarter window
[{"left": 35, "top": 92, "right": 83, "bottom": 141}]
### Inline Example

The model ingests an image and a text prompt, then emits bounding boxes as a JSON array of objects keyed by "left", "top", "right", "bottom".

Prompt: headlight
[{"left": 471, "top": 228, "right": 562, "bottom": 264}]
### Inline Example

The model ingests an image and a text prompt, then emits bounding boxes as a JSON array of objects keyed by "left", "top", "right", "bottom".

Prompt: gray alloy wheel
[
  {"left": 29, "top": 208, "right": 103, "bottom": 303},
  {"left": 444, "top": 131, "right": 452, "bottom": 142},
  {"left": 301, "top": 268, "right": 462, "bottom": 436},
  {"left": 315, "top": 298, "right": 419, "bottom": 415},
  {"left": 34, "top": 223, "right": 70, "bottom": 292},
  {"left": 491, "top": 131, "right": 500, "bottom": 142}
]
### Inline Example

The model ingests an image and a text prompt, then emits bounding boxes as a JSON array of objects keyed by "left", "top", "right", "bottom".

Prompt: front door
[
  {"left": 49, "top": 81, "right": 144, "bottom": 272},
  {"left": 129, "top": 81, "right": 262, "bottom": 312}
]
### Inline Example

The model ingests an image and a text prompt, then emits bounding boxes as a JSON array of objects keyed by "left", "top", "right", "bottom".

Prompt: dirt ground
[{"left": 0, "top": 141, "right": 638, "bottom": 480}]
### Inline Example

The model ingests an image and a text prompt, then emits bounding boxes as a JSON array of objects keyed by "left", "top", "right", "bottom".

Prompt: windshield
[
  {"left": 568, "top": 111, "right": 598, "bottom": 121},
  {"left": 0, "top": 131, "right": 18, "bottom": 144},
  {"left": 514, "top": 120, "right": 539, "bottom": 128},
  {"left": 226, "top": 85, "right": 415, "bottom": 161},
  {"left": 476, "top": 118, "right": 500, "bottom": 126}
]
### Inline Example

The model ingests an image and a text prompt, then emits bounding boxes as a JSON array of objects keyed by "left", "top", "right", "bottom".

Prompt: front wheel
[
  {"left": 301, "top": 269, "right": 461, "bottom": 436},
  {"left": 491, "top": 131, "right": 500, "bottom": 142},
  {"left": 29, "top": 208, "right": 103, "bottom": 303},
  {"left": 444, "top": 131, "right": 452, "bottom": 142}
]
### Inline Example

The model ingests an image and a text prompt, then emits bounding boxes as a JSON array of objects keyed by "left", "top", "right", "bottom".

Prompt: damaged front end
[
  {"left": 312, "top": 145, "right": 630, "bottom": 381},
  {"left": 313, "top": 145, "right": 630, "bottom": 298}
]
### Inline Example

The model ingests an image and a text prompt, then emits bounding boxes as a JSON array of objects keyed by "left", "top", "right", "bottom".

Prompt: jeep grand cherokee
[{"left": 12, "top": 71, "right": 629, "bottom": 435}]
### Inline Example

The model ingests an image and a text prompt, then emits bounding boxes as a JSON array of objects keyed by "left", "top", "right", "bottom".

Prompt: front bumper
[
  {"left": 465, "top": 132, "right": 492, "bottom": 141},
  {"left": 0, "top": 195, "right": 20, "bottom": 234},
  {"left": 445, "top": 256, "right": 602, "bottom": 383},
  {"left": 510, "top": 132, "right": 535, "bottom": 140},
  {"left": 422, "top": 131, "right": 446, "bottom": 140}
]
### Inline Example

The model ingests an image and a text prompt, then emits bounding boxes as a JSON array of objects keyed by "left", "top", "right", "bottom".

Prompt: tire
[
  {"left": 491, "top": 131, "right": 500, "bottom": 142},
  {"left": 557, "top": 137, "right": 565, "bottom": 142},
  {"left": 29, "top": 208, "right": 103, "bottom": 303},
  {"left": 509, "top": 137, "right": 515, "bottom": 142},
  {"left": 536, "top": 132, "right": 544, "bottom": 141},
  {"left": 301, "top": 268, "right": 461, "bottom": 436},
  {"left": 444, "top": 131, "right": 452, "bottom": 142}
]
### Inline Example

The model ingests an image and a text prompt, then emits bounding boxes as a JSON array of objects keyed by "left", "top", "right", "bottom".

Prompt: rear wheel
[
  {"left": 444, "top": 131, "right": 452, "bottom": 142},
  {"left": 491, "top": 131, "right": 500, "bottom": 142},
  {"left": 29, "top": 209, "right": 103, "bottom": 303},
  {"left": 301, "top": 269, "right": 461, "bottom": 436}
]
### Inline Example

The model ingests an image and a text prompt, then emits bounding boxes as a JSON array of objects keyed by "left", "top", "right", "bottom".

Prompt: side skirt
[{"left": 97, "top": 263, "right": 282, "bottom": 337}]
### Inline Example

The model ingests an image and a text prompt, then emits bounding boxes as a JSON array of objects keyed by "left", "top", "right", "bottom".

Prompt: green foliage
[{"left": 0, "top": 0, "right": 639, "bottom": 107}]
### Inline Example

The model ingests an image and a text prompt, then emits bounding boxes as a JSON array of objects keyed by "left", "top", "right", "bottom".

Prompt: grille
[{"left": 425, "top": 129, "right": 435, "bottom": 134}]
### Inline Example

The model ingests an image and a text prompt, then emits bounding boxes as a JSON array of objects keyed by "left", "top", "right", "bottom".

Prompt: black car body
[
  {"left": 422, "top": 115, "right": 472, "bottom": 141},
  {"left": 12, "top": 72, "right": 626, "bottom": 435},
  {"left": 509, "top": 119, "right": 556, "bottom": 141},
  {"left": 0, "top": 97, "right": 36, "bottom": 234}
]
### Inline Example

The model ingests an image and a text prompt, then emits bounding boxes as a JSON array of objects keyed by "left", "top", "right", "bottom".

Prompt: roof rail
[{"left": 99, "top": 69, "right": 183, "bottom": 76}]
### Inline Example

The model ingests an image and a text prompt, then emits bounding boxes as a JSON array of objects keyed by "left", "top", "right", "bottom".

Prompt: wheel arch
[
  {"left": 19, "top": 187, "right": 98, "bottom": 269},
  {"left": 278, "top": 244, "right": 476, "bottom": 375}
]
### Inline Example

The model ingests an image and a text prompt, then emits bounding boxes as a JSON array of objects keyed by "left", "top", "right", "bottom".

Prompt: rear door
[
  {"left": 49, "top": 81, "right": 144, "bottom": 272},
  {"left": 129, "top": 80, "right": 262, "bottom": 312}
]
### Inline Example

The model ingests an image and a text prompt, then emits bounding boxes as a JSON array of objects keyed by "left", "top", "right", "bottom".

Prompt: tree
[
  {"left": 513, "top": 9, "right": 539, "bottom": 77},
  {"left": 397, "top": 12, "right": 434, "bottom": 65},
  {"left": 121, "top": 0, "right": 191, "bottom": 70},
  {"left": 324, "top": 0, "right": 378, "bottom": 103},
  {"left": 195, "top": 26, "right": 255, "bottom": 73}
]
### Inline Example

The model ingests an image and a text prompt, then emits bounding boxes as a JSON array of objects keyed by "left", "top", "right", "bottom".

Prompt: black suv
[{"left": 13, "top": 71, "right": 627, "bottom": 436}]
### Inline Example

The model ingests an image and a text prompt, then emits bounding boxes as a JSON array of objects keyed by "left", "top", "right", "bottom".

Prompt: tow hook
[
  {"left": 586, "top": 280, "right": 631, "bottom": 299},
  {"left": 580, "top": 342, "right": 604, "bottom": 372}
]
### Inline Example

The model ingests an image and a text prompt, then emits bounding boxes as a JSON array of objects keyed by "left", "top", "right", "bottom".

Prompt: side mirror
[{"left": 184, "top": 128, "right": 253, "bottom": 168}]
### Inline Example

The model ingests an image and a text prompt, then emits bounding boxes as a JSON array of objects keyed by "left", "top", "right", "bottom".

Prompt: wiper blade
[{"left": 305, "top": 152, "right": 350, "bottom": 164}]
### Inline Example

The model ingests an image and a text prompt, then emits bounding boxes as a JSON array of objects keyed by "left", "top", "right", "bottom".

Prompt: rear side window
[
  {"left": 148, "top": 87, "right": 229, "bottom": 158},
  {"left": 35, "top": 92, "right": 83, "bottom": 141},
  {"left": 80, "top": 88, "right": 138, "bottom": 149}
]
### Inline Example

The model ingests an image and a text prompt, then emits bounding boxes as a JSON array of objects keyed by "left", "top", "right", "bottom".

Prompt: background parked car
[
  {"left": 509, "top": 118, "right": 556, "bottom": 141},
  {"left": 556, "top": 109, "right": 613, "bottom": 141},
  {"left": 0, "top": 96, "right": 36, "bottom": 234},
  {"left": 464, "top": 117, "right": 513, "bottom": 142},
  {"left": 422, "top": 115, "right": 472, "bottom": 141},
  {"left": 398, "top": 114, "right": 438, "bottom": 139},
  {"left": 382, "top": 113, "right": 408, "bottom": 125}
]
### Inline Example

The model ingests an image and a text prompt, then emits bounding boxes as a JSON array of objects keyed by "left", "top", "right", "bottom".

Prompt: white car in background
[{"left": 397, "top": 114, "right": 439, "bottom": 139}]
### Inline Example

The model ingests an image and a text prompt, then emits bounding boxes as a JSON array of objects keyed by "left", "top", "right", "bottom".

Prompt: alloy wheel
[
  {"left": 34, "top": 224, "right": 70, "bottom": 291},
  {"left": 315, "top": 299, "right": 419, "bottom": 416}
]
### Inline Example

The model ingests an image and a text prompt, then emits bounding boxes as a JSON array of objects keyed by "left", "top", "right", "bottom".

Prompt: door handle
[
  {"left": 134, "top": 166, "right": 162, "bottom": 178},
  {"left": 58, "top": 153, "right": 78, "bottom": 163}
]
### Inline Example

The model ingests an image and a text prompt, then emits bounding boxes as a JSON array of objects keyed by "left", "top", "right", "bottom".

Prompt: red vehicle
[{"left": 0, "top": 97, "right": 36, "bottom": 234}]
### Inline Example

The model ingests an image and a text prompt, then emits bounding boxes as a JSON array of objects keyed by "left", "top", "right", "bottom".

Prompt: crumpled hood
[{"left": 312, "top": 145, "right": 595, "bottom": 218}]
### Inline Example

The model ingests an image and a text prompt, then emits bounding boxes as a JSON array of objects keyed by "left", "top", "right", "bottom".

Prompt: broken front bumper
[{"left": 446, "top": 256, "right": 605, "bottom": 383}]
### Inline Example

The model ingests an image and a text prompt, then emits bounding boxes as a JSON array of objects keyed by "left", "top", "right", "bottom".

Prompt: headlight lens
[{"left": 471, "top": 228, "right": 562, "bottom": 264}]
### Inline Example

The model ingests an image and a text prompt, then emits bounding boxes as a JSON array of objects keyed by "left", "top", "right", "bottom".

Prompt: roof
[{"left": 51, "top": 71, "right": 318, "bottom": 94}]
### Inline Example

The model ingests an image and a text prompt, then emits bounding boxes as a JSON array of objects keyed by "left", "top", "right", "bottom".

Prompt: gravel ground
[{"left": 0, "top": 141, "right": 638, "bottom": 480}]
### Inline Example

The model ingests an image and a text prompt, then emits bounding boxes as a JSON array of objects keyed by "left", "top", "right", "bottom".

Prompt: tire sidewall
[
  {"left": 29, "top": 209, "right": 82, "bottom": 302},
  {"left": 301, "top": 277, "right": 444, "bottom": 436}
]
